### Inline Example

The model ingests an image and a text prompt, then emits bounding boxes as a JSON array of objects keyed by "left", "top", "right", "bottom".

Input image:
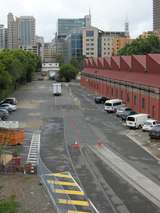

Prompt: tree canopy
[
  {"left": 118, "top": 34, "right": 160, "bottom": 55},
  {"left": 0, "top": 49, "right": 41, "bottom": 99},
  {"left": 59, "top": 64, "right": 79, "bottom": 82}
]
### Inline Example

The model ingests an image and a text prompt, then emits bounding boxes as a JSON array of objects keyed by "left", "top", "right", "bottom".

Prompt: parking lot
[{"left": 2, "top": 79, "right": 160, "bottom": 213}]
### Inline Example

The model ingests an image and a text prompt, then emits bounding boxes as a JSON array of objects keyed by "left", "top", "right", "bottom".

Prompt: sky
[{"left": 0, "top": 0, "right": 153, "bottom": 42}]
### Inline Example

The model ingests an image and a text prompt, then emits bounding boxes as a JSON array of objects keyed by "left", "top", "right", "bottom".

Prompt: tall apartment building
[
  {"left": 7, "top": 13, "right": 36, "bottom": 49},
  {"left": 153, "top": 0, "right": 160, "bottom": 31},
  {"left": 18, "top": 16, "right": 35, "bottom": 48},
  {"left": 7, "top": 13, "right": 18, "bottom": 48}
]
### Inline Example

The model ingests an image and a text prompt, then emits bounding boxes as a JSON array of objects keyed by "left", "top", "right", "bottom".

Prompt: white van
[
  {"left": 126, "top": 114, "right": 149, "bottom": 129},
  {"left": 104, "top": 99, "right": 123, "bottom": 112},
  {"left": 52, "top": 83, "right": 62, "bottom": 96}
]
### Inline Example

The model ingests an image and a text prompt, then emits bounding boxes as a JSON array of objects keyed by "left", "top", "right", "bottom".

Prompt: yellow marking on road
[
  {"left": 54, "top": 189, "right": 84, "bottom": 195},
  {"left": 67, "top": 211, "right": 90, "bottom": 213},
  {"left": 48, "top": 173, "right": 72, "bottom": 178},
  {"left": 47, "top": 180, "right": 77, "bottom": 186},
  {"left": 58, "top": 199, "right": 89, "bottom": 207}
]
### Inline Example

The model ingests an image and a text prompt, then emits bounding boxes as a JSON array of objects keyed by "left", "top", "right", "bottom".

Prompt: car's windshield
[
  {"left": 127, "top": 117, "right": 135, "bottom": 121},
  {"left": 105, "top": 103, "right": 112, "bottom": 106}
]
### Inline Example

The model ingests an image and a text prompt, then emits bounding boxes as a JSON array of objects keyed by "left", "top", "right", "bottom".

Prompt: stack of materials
[{"left": 0, "top": 121, "right": 24, "bottom": 145}]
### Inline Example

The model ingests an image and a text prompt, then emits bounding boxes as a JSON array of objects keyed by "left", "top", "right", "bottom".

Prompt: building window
[
  {"left": 134, "top": 95, "right": 137, "bottom": 105},
  {"left": 142, "top": 98, "right": 145, "bottom": 109},
  {"left": 86, "top": 31, "right": 94, "bottom": 37}
]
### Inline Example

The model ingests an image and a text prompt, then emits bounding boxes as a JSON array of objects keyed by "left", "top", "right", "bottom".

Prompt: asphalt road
[{"left": 9, "top": 80, "right": 160, "bottom": 213}]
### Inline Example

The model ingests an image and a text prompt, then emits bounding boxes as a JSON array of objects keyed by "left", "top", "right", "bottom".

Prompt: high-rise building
[
  {"left": 99, "top": 31, "right": 127, "bottom": 57},
  {"left": 35, "top": 35, "right": 44, "bottom": 61},
  {"left": 7, "top": 13, "right": 36, "bottom": 49},
  {"left": 57, "top": 14, "right": 91, "bottom": 38},
  {"left": 112, "top": 37, "right": 133, "bottom": 55},
  {"left": 153, "top": 0, "right": 160, "bottom": 31},
  {"left": 7, "top": 12, "right": 18, "bottom": 48},
  {"left": 0, "top": 25, "right": 6, "bottom": 48},
  {"left": 18, "top": 16, "right": 35, "bottom": 48},
  {"left": 82, "top": 26, "right": 99, "bottom": 58},
  {"left": 5, "top": 28, "right": 8, "bottom": 48},
  {"left": 64, "top": 29, "right": 82, "bottom": 63}
]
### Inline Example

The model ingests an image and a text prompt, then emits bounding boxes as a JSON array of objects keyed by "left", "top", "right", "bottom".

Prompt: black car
[
  {"left": 149, "top": 125, "right": 160, "bottom": 139},
  {"left": 121, "top": 111, "right": 137, "bottom": 121},
  {"left": 95, "top": 96, "right": 109, "bottom": 104}
]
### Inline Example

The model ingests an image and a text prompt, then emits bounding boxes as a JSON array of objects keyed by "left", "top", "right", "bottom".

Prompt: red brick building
[{"left": 81, "top": 54, "right": 160, "bottom": 120}]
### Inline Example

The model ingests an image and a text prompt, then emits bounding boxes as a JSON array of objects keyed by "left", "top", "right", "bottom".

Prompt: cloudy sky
[{"left": 0, "top": 0, "right": 152, "bottom": 42}]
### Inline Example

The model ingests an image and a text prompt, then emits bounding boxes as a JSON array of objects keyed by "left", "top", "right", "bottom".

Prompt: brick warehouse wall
[{"left": 81, "top": 54, "right": 160, "bottom": 120}]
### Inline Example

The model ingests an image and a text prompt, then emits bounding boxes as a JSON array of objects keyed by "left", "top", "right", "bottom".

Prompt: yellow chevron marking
[
  {"left": 54, "top": 189, "right": 84, "bottom": 195},
  {"left": 47, "top": 180, "right": 77, "bottom": 186},
  {"left": 67, "top": 211, "right": 90, "bottom": 213},
  {"left": 48, "top": 173, "right": 71, "bottom": 178},
  {"left": 58, "top": 199, "right": 89, "bottom": 206}
]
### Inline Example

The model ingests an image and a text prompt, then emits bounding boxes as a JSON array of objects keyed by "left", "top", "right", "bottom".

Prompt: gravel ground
[{"left": 0, "top": 174, "right": 54, "bottom": 213}]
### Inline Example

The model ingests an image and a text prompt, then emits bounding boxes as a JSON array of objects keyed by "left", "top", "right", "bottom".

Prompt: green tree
[
  {"left": 0, "top": 49, "right": 41, "bottom": 100},
  {"left": 59, "top": 64, "right": 79, "bottom": 82},
  {"left": 70, "top": 55, "right": 86, "bottom": 71},
  {"left": 118, "top": 34, "right": 160, "bottom": 55},
  {"left": 55, "top": 54, "right": 64, "bottom": 65}
]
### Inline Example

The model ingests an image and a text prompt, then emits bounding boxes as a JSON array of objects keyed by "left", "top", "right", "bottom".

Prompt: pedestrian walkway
[
  {"left": 41, "top": 171, "right": 99, "bottom": 213},
  {"left": 89, "top": 144, "right": 160, "bottom": 209},
  {"left": 27, "top": 130, "right": 40, "bottom": 167}
]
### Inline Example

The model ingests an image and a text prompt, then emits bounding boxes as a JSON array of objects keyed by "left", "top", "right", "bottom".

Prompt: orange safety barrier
[{"left": 0, "top": 128, "right": 24, "bottom": 145}]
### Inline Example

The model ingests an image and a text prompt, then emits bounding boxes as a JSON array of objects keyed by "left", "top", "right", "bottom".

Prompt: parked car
[
  {"left": 121, "top": 111, "right": 137, "bottom": 121},
  {"left": 0, "top": 103, "right": 16, "bottom": 112},
  {"left": 126, "top": 114, "right": 149, "bottom": 129},
  {"left": 2, "top": 97, "right": 17, "bottom": 105},
  {"left": 0, "top": 106, "right": 10, "bottom": 113},
  {"left": 142, "top": 119, "right": 160, "bottom": 131},
  {"left": 116, "top": 106, "right": 132, "bottom": 117},
  {"left": 5, "top": 97, "right": 17, "bottom": 105},
  {"left": 149, "top": 125, "right": 160, "bottom": 139},
  {"left": 95, "top": 96, "right": 109, "bottom": 104},
  {"left": 104, "top": 99, "right": 123, "bottom": 112},
  {"left": 0, "top": 109, "right": 9, "bottom": 120}
]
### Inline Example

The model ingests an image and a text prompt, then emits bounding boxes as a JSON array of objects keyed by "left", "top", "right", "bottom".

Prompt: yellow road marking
[
  {"left": 67, "top": 211, "right": 90, "bottom": 213},
  {"left": 48, "top": 173, "right": 71, "bottom": 178},
  {"left": 58, "top": 199, "right": 89, "bottom": 207},
  {"left": 47, "top": 180, "right": 77, "bottom": 186},
  {"left": 54, "top": 189, "right": 84, "bottom": 195}
]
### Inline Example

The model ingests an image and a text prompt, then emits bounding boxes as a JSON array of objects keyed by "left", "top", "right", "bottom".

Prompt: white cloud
[{"left": 0, "top": 0, "right": 153, "bottom": 41}]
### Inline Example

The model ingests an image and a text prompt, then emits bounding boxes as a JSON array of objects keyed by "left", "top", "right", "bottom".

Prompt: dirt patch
[
  {"left": 0, "top": 174, "right": 55, "bottom": 213},
  {"left": 18, "top": 100, "right": 45, "bottom": 109}
]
